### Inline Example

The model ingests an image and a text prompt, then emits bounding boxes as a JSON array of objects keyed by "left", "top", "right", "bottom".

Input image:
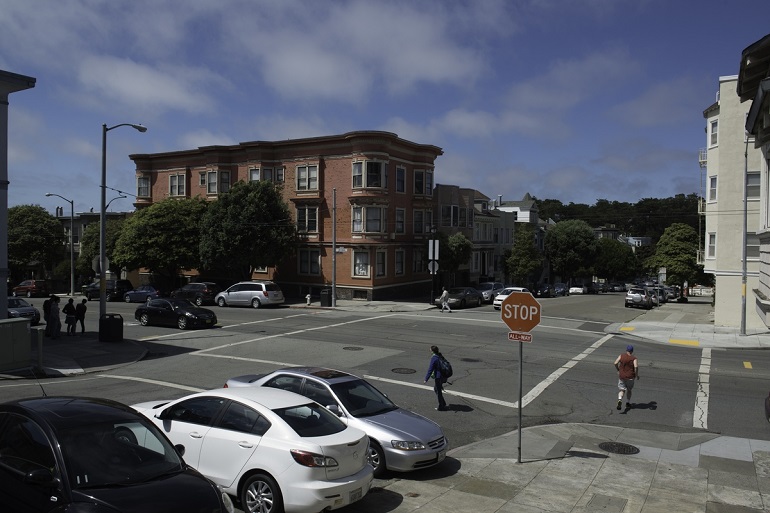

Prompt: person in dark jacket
[
  {"left": 423, "top": 345, "right": 448, "bottom": 411},
  {"left": 62, "top": 298, "right": 77, "bottom": 336},
  {"left": 75, "top": 299, "right": 87, "bottom": 334}
]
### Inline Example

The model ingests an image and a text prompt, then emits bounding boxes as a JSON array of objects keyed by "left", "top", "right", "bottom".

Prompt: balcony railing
[
  {"left": 697, "top": 197, "right": 706, "bottom": 215},
  {"left": 696, "top": 249, "right": 704, "bottom": 265},
  {"left": 698, "top": 148, "right": 708, "bottom": 168}
]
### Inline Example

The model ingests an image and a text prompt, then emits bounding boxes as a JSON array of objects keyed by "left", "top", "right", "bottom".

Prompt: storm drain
[
  {"left": 586, "top": 494, "right": 627, "bottom": 513},
  {"left": 461, "top": 358, "right": 480, "bottom": 363},
  {"left": 343, "top": 346, "right": 363, "bottom": 351},
  {"left": 392, "top": 368, "right": 416, "bottom": 374},
  {"left": 598, "top": 441, "right": 640, "bottom": 455}
]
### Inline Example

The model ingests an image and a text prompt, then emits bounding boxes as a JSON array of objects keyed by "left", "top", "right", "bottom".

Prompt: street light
[
  {"left": 106, "top": 194, "right": 128, "bottom": 211},
  {"left": 100, "top": 123, "right": 146, "bottom": 332},
  {"left": 45, "top": 193, "right": 74, "bottom": 296}
]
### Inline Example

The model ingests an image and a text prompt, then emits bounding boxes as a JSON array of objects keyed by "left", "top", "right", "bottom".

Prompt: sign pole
[{"left": 518, "top": 340, "right": 523, "bottom": 463}]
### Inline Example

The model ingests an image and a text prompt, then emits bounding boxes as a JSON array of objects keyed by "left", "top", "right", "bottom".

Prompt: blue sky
[{"left": 3, "top": 0, "right": 770, "bottom": 215}]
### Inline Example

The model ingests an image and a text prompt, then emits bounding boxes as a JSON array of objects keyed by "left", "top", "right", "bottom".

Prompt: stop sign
[{"left": 501, "top": 292, "right": 541, "bottom": 332}]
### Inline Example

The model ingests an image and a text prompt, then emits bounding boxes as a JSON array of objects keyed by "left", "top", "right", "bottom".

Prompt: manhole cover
[
  {"left": 461, "top": 358, "right": 480, "bottom": 362},
  {"left": 392, "top": 368, "right": 416, "bottom": 374},
  {"left": 343, "top": 346, "right": 363, "bottom": 351},
  {"left": 598, "top": 442, "right": 640, "bottom": 455}
]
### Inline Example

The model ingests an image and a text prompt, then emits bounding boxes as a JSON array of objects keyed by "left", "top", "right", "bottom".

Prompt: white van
[{"left": 214, "top": 280, "right": 285, "bottom": 308}]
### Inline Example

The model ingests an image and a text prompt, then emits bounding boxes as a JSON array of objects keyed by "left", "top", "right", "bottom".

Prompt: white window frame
[
  {"left": 708, "top": 176, "right": 717, "bottom": 202},
  {"left": 199, "top": 172, "right": 206, "bottom": 186},
  {"left": 395, "top": 208, "right": 405, "bottom": 234},
  {"left": 137, "top": 176, "right": 150, "bottom": 198},
  {"left": 352, "top": 206, "right": 385, "bottom": 233},
  {"left": 375, "top": 251, "right": 386, "bottom": 277},
  {"left": 275, "top": 167, "right": 285, "bottom": 182},
  {"left": 297, "top": 165, "right": 318, "bottom": 191},
  {"left": 220, "top": 171, "right": 230, "bottom": 193},
  {"left": 299, "top": 249, "right": 320, "bottom": 275},
  {"left": 169, "top": 174, "right": 186, "bottom": 197},
  {"left": 747, "top": 232, "right": 760, "bottom": 259},
  {"left": 297, "top": 206, "right": 318, "bottom": 232},
  {"left": 352, "top": 160, "right": 387, "bottom": 189},
  {"left": 395, "top": 250, "right": 405, "bottom": 275},
  {"left": 353, "top": 250, "right": 370, "bottom": 278},
  {"left": 707, "top": 233, "right": 716, "bottom": 258},
  {"left": 207, "top": 171, "right": 218, "bottom": 194},
  {"left": 249, "top": 168, "right": 261, "bottom": 182},
  {"left": 747, "top": 171, "right": 760, "bottom": 199},
  {"left": 709, "top": 119, "right": 718, "bottom": 147}
]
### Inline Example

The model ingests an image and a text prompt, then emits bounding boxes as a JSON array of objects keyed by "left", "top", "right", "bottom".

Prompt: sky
[{"left": 2, "top": 0, "right": 770, "bottom": 216}]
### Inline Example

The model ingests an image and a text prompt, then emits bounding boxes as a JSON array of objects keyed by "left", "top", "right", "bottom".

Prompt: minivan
[{"left": 215, "top": 281, "right": 285, "bottom": 308}]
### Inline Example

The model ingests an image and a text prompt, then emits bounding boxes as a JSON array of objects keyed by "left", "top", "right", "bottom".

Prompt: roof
[
  {"left": 213, "top": 386, "right": 312, "bottom": 409},
  {"left": 738, "top": 33, "right": 770, "bottom": 102}
]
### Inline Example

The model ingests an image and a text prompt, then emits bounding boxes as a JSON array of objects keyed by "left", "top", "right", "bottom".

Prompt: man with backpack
[{"left": 424, "top": 345, "right": 451, "bottom": 411}]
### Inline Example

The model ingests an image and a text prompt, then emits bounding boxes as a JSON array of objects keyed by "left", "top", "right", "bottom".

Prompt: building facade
[
  {"left": 130, "top": 131, "right": 443, "bottom": 300},
  {"left": 701, "top": 75, "right": 764, "bottom": 329},
  {"left": 738, "top": 34, "right": 770, "bottom": 328}
]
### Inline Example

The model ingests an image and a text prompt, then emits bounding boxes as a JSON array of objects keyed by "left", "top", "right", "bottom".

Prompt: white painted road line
[
  {"left": 99, "top": 374, "right": 205, "bottom": 393},
  {"left": 693, "top": 348, "right": 711, "bottom": 430}
]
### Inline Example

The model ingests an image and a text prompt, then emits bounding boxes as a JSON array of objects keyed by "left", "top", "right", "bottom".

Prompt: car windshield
[
  {"left": 8, "top": 298, "right": 31, "bottom": 308},
  {"left": 477, "top": 283, "right": 494, "bottom": 290},
  {"left": 449, "top": 288, "right": 467, "bottom": 294},
  {"left": 272, "top": 402, "right": 347, "bottom": 437},
  {"left": 59, "top": 419, "right": 183, "bottom": 488},
  {"left": 330, "top": 379, "right": 398, "bottom": 417},
  {"left": 168, "top": 299, "right": 195, "bottom": 309}
]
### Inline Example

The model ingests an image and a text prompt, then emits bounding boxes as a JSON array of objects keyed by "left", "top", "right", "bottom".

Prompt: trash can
[
  {"left": 320, "top": 288, "right": 332, "bottom": 307},
  {"left": 99, "top": 313, "right": 123, "bottom": 342}
]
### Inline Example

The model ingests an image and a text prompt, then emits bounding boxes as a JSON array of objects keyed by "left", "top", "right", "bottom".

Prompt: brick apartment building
[{"left": 129, "top": 131, "right": 444, "bottom": 300}]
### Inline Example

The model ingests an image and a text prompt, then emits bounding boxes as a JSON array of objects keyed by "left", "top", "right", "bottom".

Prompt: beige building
[{"left": 701, "top": 75, "right": 764, "bottom": 329}]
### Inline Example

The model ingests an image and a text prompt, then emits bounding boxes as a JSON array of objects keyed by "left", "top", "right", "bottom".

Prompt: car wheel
[
  {"left": 476, "top": 297, "right": 482, "bottom": 307},
  {"left": 124, "top": 295, "right": 131, "bottom": 303},
  {"left": 217, "top": 297, "right": 227, "bottom": 307},
  {"left": 139, "top": 313, "right": 150, "bottom": 326},
  {"left": 106, "top": 292, "right": 113, "bottom": 301},
  {"left": 11, "top": 291, "right": 17, "bottom": 297},
  {"left": 146, "top": 296, "right": 152, "bottom": 302},
  {"left": 26, "top": 291, "right": 32, "bottom": 298},
  {"left": 177, "top": 316, "right": 188, "bottom": 330},
  {"left": 194, "top": 296, "right": 203, "bottom": 306},
  {"left": 460, "top": 299, "right": 466, "bottom": 308},
  {"left": 251, "top": 298, "right": 261, "bottom": 309},
  {"left": 368, "top": 440, "right": 387, "bottom": 478},
  {"left": 624, "top": 303, "right": 629, "bottom": 308},
  {"left": 240, "top": 472, "right": 282, "bottom": 513}
]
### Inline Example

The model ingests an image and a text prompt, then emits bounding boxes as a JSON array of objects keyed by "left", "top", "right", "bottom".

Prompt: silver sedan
[{"left": 225, "top": 367, "right": 448, "bottom": 478}]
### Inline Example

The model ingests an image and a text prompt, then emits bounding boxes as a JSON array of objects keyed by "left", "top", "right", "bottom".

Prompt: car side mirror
[
  {"left": 24, "top": 468, "right": 59, "bottom": 488},
  {"left": 326, "top": 404, "right": 344, "bottom": 417},
  {"left": 175, "top": 444, "right": 186, "bottom": 457}
]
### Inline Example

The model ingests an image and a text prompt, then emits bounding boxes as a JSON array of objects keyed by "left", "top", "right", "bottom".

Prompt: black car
[
  {"left": 7, "top": 297, "right": 41, "bottom": 325},
  {"left": 534, "top": 283, "right": 554, "bottom": 298},
  {"left": 83, "top": 279, "right": 134, "bottom": 301},
  {"left": 123, "top": 285, "right": 164, "bottom": 303},
  {"left": 170, "top": 282, "right": 221, "bottom": 306},
  {"left": 0, "top": 396, "right": 234, "bottom": 513},
  {"left": 135, "top": 298, "right": 218, "bottom": 330},
  {"left": 553, "top": 283, "right": 568, "bottom": 296}
]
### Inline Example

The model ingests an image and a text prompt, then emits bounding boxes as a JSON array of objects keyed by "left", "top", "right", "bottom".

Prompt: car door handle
[
  {"left": 238, "top": 441, "right": 254, "bottom": 448},
  {"left": 189, "top": 432, "right": 203, "bottom": 439}
]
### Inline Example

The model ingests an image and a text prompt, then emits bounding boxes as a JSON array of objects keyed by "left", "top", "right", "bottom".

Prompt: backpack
[{"left": 438, "top": 356, "right": 453, "bottom": 381}]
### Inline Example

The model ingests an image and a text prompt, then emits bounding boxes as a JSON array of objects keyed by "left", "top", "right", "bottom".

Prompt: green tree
[
  {"left": 77, "top": 218, "right": 126, "bottom": 280},
  {"left": 199, "top": 181, "right": 297, "bottom": 282},
  {"left": 544, "top": 219, "right": 597, "bottom": 283},
  {"left": 8, "top": 205, "right": 64, "bottom": 282},
  {"left": 440, "top": 232, "right": 473, "bottom": 285},
  {"left": 112, "top": 198, "right": 209, "bottom": 285},
  {"left": 594, "top": 238, "right": 638, "bottom": 282},
  {"left": 645, "top": 223, "right": 700, "bottom": 287},
  {"left": 506, "top": 223, "right": 543, "bottom": 287}
]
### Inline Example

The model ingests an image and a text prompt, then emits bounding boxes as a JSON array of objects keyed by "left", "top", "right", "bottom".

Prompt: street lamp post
[
  {"left": 100, "top": 123, "right": 146, "bottom": 334},
  {"left": 45, "top": 193, "right": 74, "bottom": 296}
]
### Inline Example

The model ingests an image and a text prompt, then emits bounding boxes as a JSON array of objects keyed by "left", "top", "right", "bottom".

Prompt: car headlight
[
  {"left": 8, "top": 311, "right": 19, "bottom": 318},
  {"left": 391, "top": 440, "right": 426, "bottom": 451},
  {"left": 185, "top": 312, "right": 196, "bottom": 318}
]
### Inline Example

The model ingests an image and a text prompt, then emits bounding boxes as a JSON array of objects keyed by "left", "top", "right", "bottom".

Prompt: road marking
[
  {"left": 137, "top": 313, "right": 320, "bottom": 341},
  {"left": 693, "top": 348, "right": 711, "bottom": 430},
  {"left": 670, "top": 339, "right": 700, "bottom": 346},
  {"left": 744, "top": 361, "right": 752, "bottom": 369},
  {"left": 363, "top": 375, "right": 519, "bottom": 408},
  {"left": 620, "top": 326, "right": 635, "bottom": 331},
  {"left": 99, "top": 374, "right": 205, "bottom": 392}
]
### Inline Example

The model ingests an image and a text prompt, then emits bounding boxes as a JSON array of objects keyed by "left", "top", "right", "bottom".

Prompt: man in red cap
[{"left": 614, "top": 345, "right": 639, "bottom": 410}]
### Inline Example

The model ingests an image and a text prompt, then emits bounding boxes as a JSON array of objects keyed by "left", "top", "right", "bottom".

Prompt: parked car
[
  {"left": 492, "top": 286, "right": 530, "bottom": 310},
  {"left": 170, "top": 282, "right": 221, "bottom": 306},
  {"left": 11, "top": 279, "right": 48, "bottom": 298},
  {"left": 83, "top": 279, "right": 134, "bottom": 301},
  {"left": 135, "top": 298, "right": 218, "bottom": 330},
  {"left": 625, "top": 287, "right": 653, "bottom": 309},
  {"left": 124, "top": 284, "right": 164, "bottom": 303},
  {"left": 0, "top": 396, "right": 234, "bottom": 513},
  {"left": 586, "top": 282, "right": 603, "bottom": 294},
  {"left": 553, "top": 283, "right": 569, "bottom": 296},
  {"left": 132, "top": 387, "right": 373, "bottom": 513},
  {"left": 7, "top": 297, "right": 40, "bottom": 325},
  {"left": 476, "top": 282, "right": 505, "bottom": 303},
  {"left": 434, "top": 287, "right": 483, "bottom": 309},
  {"left": 224, "top": 367, "right": 448, "bottom": 478},
  {"left": 534, "top": 283, "right": 554, "bottom": 298},
  {"left": 569, "top": 284, "right": 588, "bottom": 295},
  {"left": 215, "top": 280, "right": 285, "bottom": 308}
]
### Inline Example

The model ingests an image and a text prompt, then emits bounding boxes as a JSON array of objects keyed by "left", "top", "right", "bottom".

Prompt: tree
[
  {"left": 440, "top": 232, "right": 473, "bottom": 285},
  {"left": 645, "top": 223, "right": 700, "bottom": 287},
  {"left": 8, "top": 205, "right": 64, "bottom": 282},
  {"left": 199, "top": 181, "right": 297, "bottom": 282},
  {"left": 544, "top": 219, "right": 597, "bottom": 283},
  {"left": 506, "top": 223, "right": 543, "bottom": 287},
  {"left": 112, "top": 198, "right": 209, "bottom": 286},
  {"left": 594, "top": 238, "right": 638, "bottom": 282},
  {"left": 77, "top": 218, "right": 126, "bottom": 281}
]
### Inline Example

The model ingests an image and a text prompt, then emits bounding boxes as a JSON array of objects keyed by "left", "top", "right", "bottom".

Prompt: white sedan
[
  {"left": 569, "top": 285, "right": 588, "bottom": 294},
  {"left": 492, "top": 287, "right": 530, "bottom": 310},
  {"left": 132, "top": 387, "right": 373, "bottom": 513}
]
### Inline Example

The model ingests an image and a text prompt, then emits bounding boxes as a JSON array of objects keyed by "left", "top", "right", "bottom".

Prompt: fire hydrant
[{"left": 306, "top": 294, "right": 311, "bottom": 306}]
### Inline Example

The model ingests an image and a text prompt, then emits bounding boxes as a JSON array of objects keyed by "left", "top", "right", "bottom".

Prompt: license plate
[
  {"left": 438, "top": 449, "right": 446, "bottom": 462},
  {"left": 349, "top": 488, "right": 362, "bottom": 503},
  {"left": 205, "top": 319, "right": 212, "bottom": 324}
]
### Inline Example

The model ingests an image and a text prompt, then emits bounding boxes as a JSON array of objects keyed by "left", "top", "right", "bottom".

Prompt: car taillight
[
  {"left": 290, "top": 450, "right": 338, "bottom": 467},
  {"left": 223, "top": 383, "right": 228, "bottom": 388}
]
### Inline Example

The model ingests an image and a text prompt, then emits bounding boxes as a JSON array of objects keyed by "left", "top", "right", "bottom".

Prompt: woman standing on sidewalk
[{"left": 49, "top": 296, "right": 62, "bottom": 339}]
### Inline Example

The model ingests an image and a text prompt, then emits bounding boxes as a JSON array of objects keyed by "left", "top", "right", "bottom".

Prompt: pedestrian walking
[
  {"left": 62, "top": 297, "right": 77, "bottom": 336},
  {"left": 423, "top": 345, "right": 448, "bottom": 411},
  {"left": 439, "top": 287, "right": 452, "bottom": 313},
  {"left": 42, "top": 294, "right": 54, "bottom": 337},
  {"left": 614, "top": 344, "right": 639, "bottom": 410},
  {"left": 49, "top": 296, "right": 62, "bottom": 339},
  {"left": 75, "top": 298, "right": 87, "bottom": 334}
]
